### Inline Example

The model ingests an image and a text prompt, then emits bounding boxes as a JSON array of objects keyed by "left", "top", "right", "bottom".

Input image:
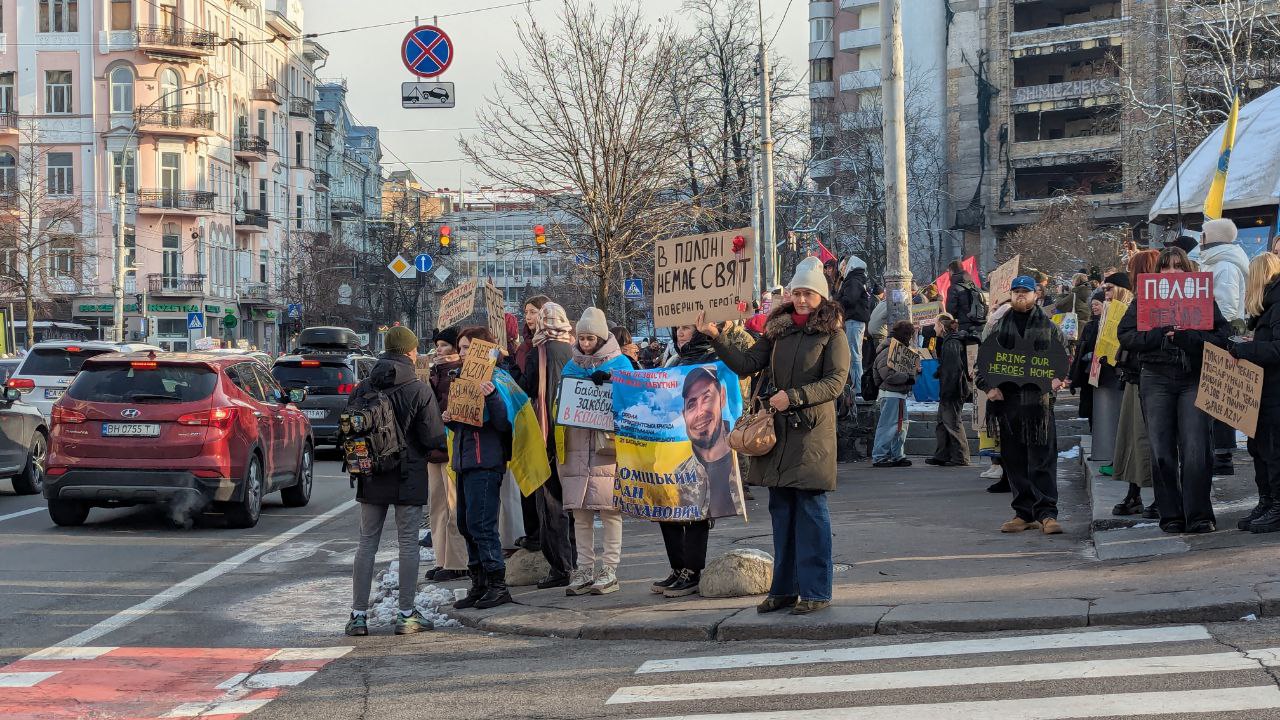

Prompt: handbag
[{"left": 729, "top": 373, "right": 777, "bottom": 457}]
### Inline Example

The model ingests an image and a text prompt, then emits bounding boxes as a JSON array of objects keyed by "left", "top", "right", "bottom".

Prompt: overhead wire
[{"left": 303, "top": 0, "right": 548, "bottom": 39}]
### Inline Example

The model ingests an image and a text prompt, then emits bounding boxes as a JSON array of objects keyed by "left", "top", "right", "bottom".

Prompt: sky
[{"left": 303, "top": 0, "right": 807, "bottom": 192}]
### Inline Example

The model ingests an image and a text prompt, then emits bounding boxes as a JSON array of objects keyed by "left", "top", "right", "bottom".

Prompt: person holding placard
[
  {"left": 1111, "top": 254, "right": 1157, "bottom": 518},
  {"left": 422, "top": 326, "right": 468, "bottom": 582},
  {"left": 557, "top": 308, "right": 633, "bottom": 596},
  {"left": 1118, "top": 247, "right": 1230, "bottom": 534},
  {"left": 1228, "top": 253, "right": 1280, "bottom": 533},
  {"left": 871, "top": 321, "right": 921, "bottom": 468}
]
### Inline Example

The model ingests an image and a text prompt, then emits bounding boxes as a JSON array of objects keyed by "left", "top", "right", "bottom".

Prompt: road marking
[
  {"left": 611, "top": 650, "right": 1258, "bottom": 704},
  {"left": 23, "top": 646, "right": 116, "bottom": 661},
  {"left": 635, "top": 625, "right": 1212, "bottom": 674},
  {"left": 0, "top": 671, "right": 58, "bottom": 687},
  {"left": 162, "top": 698, "right": 272, "bottom": 717},
  {"left": 46, "top": 498, "right": 356, "bottom": 649},
  {"left": 0, "top": 506, "right": 44, "bottom": 523},
  {"left": 216, "top": 670, "right": 316, "bottom": 689},
  {"left": 625, "top": 686, "right": 1280, "bottom": 720},
  {"left": 266, "top": 647, "right": 353, "bottom": 661}
]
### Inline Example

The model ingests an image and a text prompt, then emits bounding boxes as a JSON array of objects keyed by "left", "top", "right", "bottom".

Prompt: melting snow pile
[
  {"left": 367, "top": 560, "right": 462, "bottom": 629},
  {"left": 1058, "top": 446, "right": 1081, "bottom": 460}
]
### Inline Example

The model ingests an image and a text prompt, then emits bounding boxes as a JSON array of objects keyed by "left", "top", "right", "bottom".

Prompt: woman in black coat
[{"left": 1230, "top": 254, "right": 1280, "bottom": 532}]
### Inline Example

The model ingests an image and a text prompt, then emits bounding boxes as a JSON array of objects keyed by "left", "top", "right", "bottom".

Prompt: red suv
[{"left": 44, "top": 352, "right": 314, "bottom": 528}]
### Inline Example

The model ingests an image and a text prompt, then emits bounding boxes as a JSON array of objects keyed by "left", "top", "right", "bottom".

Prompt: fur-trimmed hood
[{"left": 763, "top": 301, "right": 844, "bottom": 339}]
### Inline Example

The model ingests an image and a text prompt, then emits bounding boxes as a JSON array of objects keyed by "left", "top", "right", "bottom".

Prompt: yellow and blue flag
[
  {"left": 490, "top": 368, "right": 551, "bottom": 496},
  {"left": 1204, "top": 91, "right": 1240, "bottom": 220}
]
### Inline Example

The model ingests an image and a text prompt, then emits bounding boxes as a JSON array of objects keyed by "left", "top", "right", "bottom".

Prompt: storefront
[{"left": 72, "top": 297, "right": 242, "bottom": 351}]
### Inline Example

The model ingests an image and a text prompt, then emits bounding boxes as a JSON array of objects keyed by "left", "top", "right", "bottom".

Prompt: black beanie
[
  {"left": 1103, "top": 272, "right": 1131, "bottom": 290},
  {"left": 433, "top": 326, "right": 460, "bottom": 349}
]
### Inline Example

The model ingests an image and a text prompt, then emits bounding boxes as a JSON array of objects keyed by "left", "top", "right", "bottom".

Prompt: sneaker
[
  {"left": 1040, "top": 517, "right": 1063, "bottom": 535},
  {"left": 1238, "top": 500, "right": 1273, "bottom": 531},
  {"left": 662, "top": 569, "right": 700, "bottom": 598},
  {"left": 872, "top": 460, "right": 896, "bottom": 468},
  {"left": 589, "top": 566, "right": 619, "bottom": 595},
  {"left": 986, "top": 478, "right": 1011, "bottom": 493},
  {"left": 650, "top": 571, "right": 680, "bottom": 594},
  {"left": 979, "top": 464, "right": 1003, "bottom": 479},
  {"left": 1186, "top": 521, "right": 1217, "bottom": 534},
  {"left": 1000, "top": 517, "right": 1041, "bottom": 533},
  {"left": 1160, "top": 520, "right": 1186, "bottom": 534},
  {"left": 424, "top": 566, "right": 443, "bottom": 580},
  {"left": 394, "top": 609, "right": 434, "bottom": 635},
  {"left": 1142, "top": 503, "right": 1160, "bottom": 520},
  {"left": 892, "top": 458, "right": 913, "bottom": 467},
  {"left": 1099, "top": 465, "right": 1114, "bottom": 477},
  {"left": 924, "top": 458, "right": 947, "bottom": 467},
  {"left": 536, "top": 572, "right": 571, "bottom": 589},
  {"left": 418, "top": 531, "right": 432, "bottom": 549},
  {"left": 756, "top": 594, "right": 799, "bottom": 614},
  {"left": 345, "top": 613, "right": 368, "bottom": 637},
  {"left": 431, "top": 568, "right": 466, "bottom": 582},
  {"left": 790, "top": 599, "right": 831, "bottom": 615},
  {"left": 565, "top": 568, "right": 595, "bottom": 596}
]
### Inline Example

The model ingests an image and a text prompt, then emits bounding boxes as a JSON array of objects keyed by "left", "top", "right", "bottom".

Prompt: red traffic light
[
  {"left": 533, "top": 225, "right": 545, "bottom": 235},
  {"left": 440, "top": 225, "right": 451, "bottom": 236}
]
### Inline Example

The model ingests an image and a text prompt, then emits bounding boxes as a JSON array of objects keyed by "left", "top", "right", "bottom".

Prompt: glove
[{"left": 590, "top": 370, "right": 611, "bottom": 386}]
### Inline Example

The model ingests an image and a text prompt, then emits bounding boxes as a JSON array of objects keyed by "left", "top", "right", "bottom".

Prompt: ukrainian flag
[
  {"left": 1204, "top": 91, "right": 1240, "bottom": 220},
  {"left": 490, "top": 368, "right": 551, "bottom": 496}
]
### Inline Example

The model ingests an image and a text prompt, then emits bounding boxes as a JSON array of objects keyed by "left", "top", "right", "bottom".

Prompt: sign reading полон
[{"left": 1136, "top": 272, "right": 1214, "bottom": 331}]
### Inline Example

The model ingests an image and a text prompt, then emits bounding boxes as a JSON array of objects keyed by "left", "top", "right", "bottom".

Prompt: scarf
[
  {"left": 674, "top": 330, "right": 716, "bottom": 365},
  {"left": 985, "top": 306, "right": 1056, "bottom": 447},
  {"left": 533, "top": 302, "right": 573, "bottom": 347},
  {"left": 791, "top": 312, "right": 811, "bottom": 329}
]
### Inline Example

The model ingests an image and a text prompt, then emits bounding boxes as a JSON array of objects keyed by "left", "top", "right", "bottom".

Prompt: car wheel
[
  {"left": 224, "top": 454, "right": 263, "bottom": 529},
  {"left": 280, "top": 442, "right": 313, "bottom": 508},
  {"left": 11, "top": 432, "right": 46, "bottom": 496},
  {"left": 48, "top": 498, "right": 89, "bottom": 527}
]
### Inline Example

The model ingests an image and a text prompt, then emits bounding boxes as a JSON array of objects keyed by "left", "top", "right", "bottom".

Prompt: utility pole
[
  {"left": 757, "top": 0, "right": 777, "bottom": 292},
  {"left": 881, "top": 0, "right": 912, "bottom": 326},
  {"left": 113, "top": 177, "right": 127, "bottom": 343}
]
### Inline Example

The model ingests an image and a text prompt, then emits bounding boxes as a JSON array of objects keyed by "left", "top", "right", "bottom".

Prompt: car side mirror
[
  {"left": 287, "top": 387, "right": 307, "bottom": 404},
  {"left": 2, "top": 386, "right": 19, "bottom": 404}
]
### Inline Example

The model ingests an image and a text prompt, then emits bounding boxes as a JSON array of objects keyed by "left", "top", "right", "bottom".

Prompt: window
[
  {"left": 810, "top": 59, "right": 833, "bottom": 83},
  {"left": 160, "top": 152, "right": 180, "bottom": 206},
  {"left": 256, "top": 109, "right": 266, "bottom": 140},
  {"left": 39, "top": 0, "right": 77, "bottom": 32},
  {"left": 159, "top": 69, "right": 179, "bottom": 111},
  {"left": 258, "top": 179, "right": 267, "bottom": 212},
  {"left": 162, "top": 223, "right": 181, "bottom": 279},
  {"left": 48, "top": 242, "right": 73, "bottom": 276},
  {"left": 0, "top": 151, "right": 14, "bottom": 193},
  {"left": 294, "top": 130, "right": 303, "bottom": 165},
  {"left": 109, "top": 67, "right": 133, "bottom": 113},
  {"left": 45, "top": 70, "right": 73, "bottom": 114},
  {"left": 110, "top": 0, "right": 130, "bottom": 30},
  {"left": 47, "top": 152, "right": 73, "bottom": 195},
  {"left": 295, "top": 194, "right": 303, "bottom": 229},
  {"left": 0, "top": 73, "right": 13, "bottom": 114},
  {"left": 258, "top": 250, "right": 267, "bottom": 283},
  {"left": 810, "top": 18, "right": 832, "bottom": 43},
  {"left": 110, "top": 150, "right": 135, "bottom": 194}
]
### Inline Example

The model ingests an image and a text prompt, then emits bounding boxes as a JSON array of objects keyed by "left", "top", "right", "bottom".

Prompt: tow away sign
[{"left": 402, "top": 82, "right": 455, "bottom": 109}]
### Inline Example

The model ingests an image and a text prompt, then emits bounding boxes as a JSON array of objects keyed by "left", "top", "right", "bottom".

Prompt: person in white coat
[{"left": 1198, "top": 217, "right": 1250, "bottom": 475}]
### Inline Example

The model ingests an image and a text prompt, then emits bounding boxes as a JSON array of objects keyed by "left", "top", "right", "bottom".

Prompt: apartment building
[
  {"left": 0, "top": 0, "right": 328, "bottom": 351},
  {"left": 315, "top": 80, "right": 382, "bottom": 257}
]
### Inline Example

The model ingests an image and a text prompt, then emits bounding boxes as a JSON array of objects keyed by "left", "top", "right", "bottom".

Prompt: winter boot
[
  {"left": 453, "top": 566, "right": 487, "bottom": 609},
  {"left": 474, "top": 569, "right": 513, "bottom": 609},
  {"left": 1214, "top": 452, "right": 1235, "bottom": 476},
  {"left": 1249, "top": 504, "right": 1280, "bottom": 534},
  {"left": 1238, "top": 496, "right": 1274, "bottom": 531}
]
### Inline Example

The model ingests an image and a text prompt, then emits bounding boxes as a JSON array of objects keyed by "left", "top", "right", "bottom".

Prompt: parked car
[
  {"left": 199, "top": 348, "right": 274, "bottom": 369},
  {"left": 271, "top": 351, "right": 375, "bottom": 446},
  {"left": 10, "top": 341, "right": 163, "bottom": 418},
  {"left": 44, "top": 351, "right": 314, "bottom": 528},
  {"left": 0, "top": 383, "right": 49, "bottom": 495}
]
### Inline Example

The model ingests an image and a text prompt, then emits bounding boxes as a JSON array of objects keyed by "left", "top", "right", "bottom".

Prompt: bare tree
[
  {"left": 999, "top": 193, "right": 1127, "bottom": 278},
  {"left": 462, "top": 2, "right": 686, "bottom": 315},
  {"left": 0, "top": 128, "right": 89, "bottom": 347}
]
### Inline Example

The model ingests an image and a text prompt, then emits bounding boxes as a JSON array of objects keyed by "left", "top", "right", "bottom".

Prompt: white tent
[{"left": 1149, "top": 85, "right": 1280, "bottom": 221}]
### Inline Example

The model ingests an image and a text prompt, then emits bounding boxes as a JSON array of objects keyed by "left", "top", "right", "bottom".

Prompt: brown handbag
[{"left": 729, "top": 375, "right": 777, "bottom": 457}]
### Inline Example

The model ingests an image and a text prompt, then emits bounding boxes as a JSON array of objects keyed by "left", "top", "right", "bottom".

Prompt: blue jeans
[
  {"left": 456, "top": 468, "right": 505, "bottom": 573},
  {"left": 1139, "top": 368, "right": 1215, "bottom": 528},
  {"left": 872, "top": 395, "right": 909, "bottom": 463},
  {"left": 845, "top": 320, "right": 865, "bottom": 396},
  {"left": 767, "top": 488, "right": 833, "bottom": 602}
]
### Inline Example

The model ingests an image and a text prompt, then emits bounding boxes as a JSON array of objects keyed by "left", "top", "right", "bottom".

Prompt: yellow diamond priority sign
[{"left": 387, "top": 255, "right": 414, "bottom": 278}]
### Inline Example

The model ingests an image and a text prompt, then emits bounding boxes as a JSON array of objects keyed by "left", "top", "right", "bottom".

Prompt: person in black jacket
[
  {"left": 837, "top": 256, "right": 873, "bottom": 398},
  {"left": 944, "top": 260, "right": 984, "bottom": 341},
  {"left": 1230, "top": 254, "right": 1280, "bottom": 532},
  {"left": 930, "top": 313, "right": 973, "bottom": 466},
  {"left": 1118, "top": 247, "right": 1230, "bottom": 534},
  {"left": 346, "top": 326, "right": 446, "bottom": 637}
]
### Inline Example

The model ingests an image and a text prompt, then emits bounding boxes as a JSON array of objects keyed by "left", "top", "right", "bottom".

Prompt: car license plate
[
  {"left": 102, "top": 423, "right": 160, "bottom": 437},
  {"left": 44, "top": 388, "right": 64, "bottom": 399},
  {"left": 304, "top": 409, "right": 327, "bottom": 420}
]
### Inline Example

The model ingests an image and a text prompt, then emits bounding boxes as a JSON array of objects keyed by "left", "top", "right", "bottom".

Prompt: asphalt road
[{"left": 6, "top": 455, "right": 1280, "bottom": 719}]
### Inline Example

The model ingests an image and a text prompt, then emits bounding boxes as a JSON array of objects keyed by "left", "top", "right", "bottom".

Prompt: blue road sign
[
  {"left": 287, "top": 303, "right": 302, "bottom": 320},
  {"left": 624, "top": 278, "right": 644, "bottom": 300},
  {"left": 415, "top": 253, "right": 434, "bottom": 273},
  {"left": 401, "top": 25, "right": 454, "bottom": 79},
  {"left": 187, "top": 312, "right": 204, "bottom": 331},
  {"left": 574, "top": 254, "right": 590, "bottom": 266}
]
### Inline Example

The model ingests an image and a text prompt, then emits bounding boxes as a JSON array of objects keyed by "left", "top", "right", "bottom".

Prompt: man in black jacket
[
  {"left": 930, "top": 313, "right": 973, "bottom": 467},
  {"left": 346, "top": 326, "right": 447, "bottom": 637},
  {"left": 837, "top": 255, "right": 873, "bottom": 398},
  {"left": 945, "top": 259, "right": 984, "bottom": 341}
]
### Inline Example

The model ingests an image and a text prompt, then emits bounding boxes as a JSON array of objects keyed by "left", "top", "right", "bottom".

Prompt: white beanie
[
  {"left": 1202, "top": 218, "right": 1238, "bottom": 246},
  {"left": 576, "top": 306, "right": 609, "bottom": 338},
  {"left": 788, "top": 257, "right": 829, "bottom": 300}
]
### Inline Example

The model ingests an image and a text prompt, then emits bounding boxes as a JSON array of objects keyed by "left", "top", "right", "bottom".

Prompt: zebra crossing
[{"left": 605, "top": 625, "right": 1280, "bottom": 719}]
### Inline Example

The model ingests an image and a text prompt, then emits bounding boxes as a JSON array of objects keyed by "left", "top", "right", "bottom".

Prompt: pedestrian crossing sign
[
  {"left": 624, "top": 278, "right": 644, "bottom": 300},
  {"left": 187, "top": 312, "right": 204, "bottom": 331}
]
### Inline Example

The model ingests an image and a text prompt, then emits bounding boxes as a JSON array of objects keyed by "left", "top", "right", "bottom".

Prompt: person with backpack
[
  {"left": 837, "top": 256, "right": 874, "bottom": 398},
  {"left": 945, "top": 259, "right": 987, "bottom": 341},
  {"left": 344, "top": 327, "right": 446, "bottom": 637},
  {"left": 930, "top": 313, "right": 973, "bottom": 467}
]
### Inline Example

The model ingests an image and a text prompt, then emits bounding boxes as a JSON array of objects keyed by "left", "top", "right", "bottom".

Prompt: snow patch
[
  {"left": 367, "top": 560, "right": 461, "bottom": 629},
  {"left": 1057, "top": 446, "right": 1081, "bottom": 459},
  {"left": 907, "top": 401, "right": 939, "bottom": 414}
]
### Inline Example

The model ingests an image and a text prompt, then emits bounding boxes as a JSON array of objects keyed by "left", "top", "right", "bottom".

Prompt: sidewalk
[{"left": 449, "top": 446, "right": 1280, "bottom": 641}]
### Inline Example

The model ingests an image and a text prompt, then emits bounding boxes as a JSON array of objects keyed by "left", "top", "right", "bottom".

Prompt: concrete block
[
  {"left": 716, "top": 605, "right": 890, "bottom": 641},
  {"left": 877, "top": 598, "right": 1089, "bottom": 634},
  {"left": 1089, "top": 587, "right": 1261, "bottom": 626},
  {"left": 579, "top": 607, "right": 741, "bottom": 642},
  {"left": 1256, "top": 582, "right": 1280, "bottom": 617}
]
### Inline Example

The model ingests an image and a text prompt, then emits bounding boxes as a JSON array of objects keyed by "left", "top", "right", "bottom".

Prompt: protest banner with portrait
[
  {"left": 1136, "top": 272, "right": 1214, "bottom": 331},
  {"left": 1195, "top": 343, "right": 1262, "bottom": 437},
  {"left": 653, "top": 228, "right": 755, "bottom": 327},
  {"left": 610, "top": 363, "right": 746, "bottom": 521}
]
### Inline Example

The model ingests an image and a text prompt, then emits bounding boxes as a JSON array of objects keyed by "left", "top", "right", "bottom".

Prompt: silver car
[
  {"left": 9, "top": 341, "right": 163, "bottom": 418},
  {"left": 0, "top": 384, "right": 48, "bottom": 495}
]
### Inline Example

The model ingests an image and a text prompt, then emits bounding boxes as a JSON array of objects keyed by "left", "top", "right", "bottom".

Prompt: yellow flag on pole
[{"left": 1204, "top": 91, "right": 1240, "bottom": 220}]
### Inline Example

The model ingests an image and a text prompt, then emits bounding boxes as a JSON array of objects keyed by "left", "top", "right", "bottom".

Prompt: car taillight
[
  {"left": 337, "top": 383, "right": 354, "bottom": 394},
  {"left": 131, "top": 361, "right": 158, "bottom": 369},
  {"left": 300, "top": 360, "right": 320, "bottom": 367},
  {"left": 46, "top": 467, "right": 68, "bottom": 477},
  {"left": 52, "top": 406, "right": 85, "bottom": 425},
  {"left": 7, "top": 377, "right": 34, "bottom": 392},
  {"left": 177, "top": 406, "right": 237, "bottom": 430}
]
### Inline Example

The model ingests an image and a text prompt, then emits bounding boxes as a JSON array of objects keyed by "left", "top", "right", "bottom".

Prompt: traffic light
[
  {"left": 534, "top": 224, "right": 546, "bottom": 254},
  {"left": 439, "top": 225, "right": 452, "bottom": 255}
]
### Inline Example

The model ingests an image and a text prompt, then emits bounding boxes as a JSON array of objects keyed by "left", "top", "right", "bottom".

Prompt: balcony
[
  {"left": 148, "top": 273, "right": 206, "bottom": 296},
  {"left": 839, "top": 68, "right": 880, "bottom": 92},
  {"left": 289, "top": 97, "right": 313, "bottom": 118},
  {"left": 0, "top": 112, "right": 15, "bottom": 134},
  {"left": 239, "top": 282, "right": 275, "bottom": 305},
  {"left": 810, "top": 81, "right": 835, "bottom": 99},
  {"left": 135, "top": 189, "right": 216, "bottom": 215},
  {"left": 136, "top": 25, "right": 218, "bottom": 58},
  {"left": 1009, "top": 18, "right": 1125, "bottom": 50},
  {"left": 235, "top": 208, "right": 269, "bottom": 233},
  {"left": 1010, "top": 134, "right": 1121, "bottom": 165},
  {"left": 133, "top": 108, "right": 216, "bottom": 137},
  {"left": 234, "top": 134, "right": 269, "bottom": 163},
  {"left": 839, "top": 27, "right": 880, "bottom": 52},
  {"left": 840, "top": 0, "right": 876, "bottom": 9},
  {"left": 314, "top": 169, "right": 331, "bottom": 191},
  {"left": 266, "top": 0, "right": 302, "bottom": 40},
  {"left": 253, "top": 76, "right": 285, "bottom": 105},
  {"left": 330, "top": 198, "right": 364, "bottom": 218}
]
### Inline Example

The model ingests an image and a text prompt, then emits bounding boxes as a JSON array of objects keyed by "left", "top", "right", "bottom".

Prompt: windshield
[
  {"left": 20, "top": 348, "right": 115, "bottom": 377},
  {"left": 67, "top": 364, "right": 218, "bottom": 403},
  {"left": 271, "top": 363, "right": 353, "bottom": 395}
]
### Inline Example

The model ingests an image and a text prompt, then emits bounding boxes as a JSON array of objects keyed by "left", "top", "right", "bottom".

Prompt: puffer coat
[
  {"left": 557, "top": 335, "right": 633, "bottom": 511},
  {"left": 711, "top": 301, "right": 850, "bottom": 492}
]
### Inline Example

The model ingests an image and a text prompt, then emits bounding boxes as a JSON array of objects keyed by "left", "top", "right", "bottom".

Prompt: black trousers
[
  {"left": 1140, "top": 369, "right": 1215, "bottom": 528},
  {"left": 933, "top": 398, "right": 970, "bottom": 465},
  {"left": 1213, "top": 419, "right": 1237, "bottom": 454},
  {"left": 520, "top": 492, "right": 541, "bottom": 545},
  {"left": 1247, "top": 418, "right": 1280, "bottom": 501},
  {"left": 659, "top": 520, "right": 710, "bottom": 572},
  {"left": 535, "top": 462, "right": 576, "bottom": 575},
  {"left": 999, "top": 412, "right": 1059, "bottom": 522}
]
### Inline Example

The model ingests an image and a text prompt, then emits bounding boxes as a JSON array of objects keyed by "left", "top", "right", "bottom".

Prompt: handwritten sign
[
  {"left": 988, "top": 255, "right": 1021, "bottom": 307},
  {"left": 556, "top": 377, "right": 615, "bottom": 431},
  {"left": 976, "top": 329, "right": 1069, "bottom": 393},
  {"left": 1095, "top": 299, "right": 1128, "bottom": 366},
  {"left": 484, "top": 279, "right": 507, "bottom": 352},
  {"left": 1052, "top": 313, "right": 1079, "bottom": 341},
  {"left": 449, "top": 339, "right": 498, "bottom": 426},
  {"left": 437, "top": 277, "right": 478, "bottom": 331},
  {"left": 1195, "top": 344, "right": 1261, "bottom": 437},
  {"left": 1136, "top": 272, "right": 1214, "bottom": 331},
  {"left": 653, "top": 228, "right": 755, "bottom": 327},
  {"left": 911, "top": 301, "right": 942, "bottom": 327},
  {"left": 886, "top": 338, "right": 919, "bottom": 373}
]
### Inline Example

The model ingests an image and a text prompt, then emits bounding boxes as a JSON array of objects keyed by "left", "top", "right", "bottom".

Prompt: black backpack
[
  {"left": 339, "top": 383, "right": 406, "bottom": 478},
  {"left": 964, "top": 284, "right": 989, "bottom": 328}
]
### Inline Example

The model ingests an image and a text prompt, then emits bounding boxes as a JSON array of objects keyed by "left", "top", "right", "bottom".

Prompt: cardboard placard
[
  {"left": 975, "top": 327, "right": 1070, "bottom": 392},
  {"left": 484, "top": 279, "right": 508, "bottom": 352},
  {"left": 886, "top": 338, "right": 920, "bottom": 373},
  {"left": 988, "top": 254, "right": 1021, "bottom": 307},
  {"left": 1195, "top": 343, "right": 1261, "bottom": 437},
  {"left": 437, "top": 278, "right": 478, "bottom": 331},
  {"left": 653, "top": 228, "right": 755, "bottom": 327},
  {"left": 1136, "top": 272, "right": 1214, "bottom": 331},
  {"left": 449, "top": 339, "right": 499, "bottom": 426},
  {"left": 556, "top": 377, "right": 615, "bottom": 431},
  {"left": 911, "top": 301, "right": 942, "bottom": 327},
  {"left": 1094, "top": 299, "right": 1128, "bottom": 366}
]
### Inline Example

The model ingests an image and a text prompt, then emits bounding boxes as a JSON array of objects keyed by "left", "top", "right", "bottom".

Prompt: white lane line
[
  {"left": 0, "top": 671, "right": 59, "bottom": 687},
  {"left": 635, "top": 625, "right": 1211, "bottom": 674},
  {"left": 22, "top": 646, "right": 117, "bottom": 661},
  {"left": 162, "top": 698, "right": 272, "bottom": 717},
  {"left": 0, "top": 506, "right": 44, "bottom": 523},
  {"left": 610, "top": 650, "right": 1257, "bottom": 704},
  {"left": 625, "top": 686, "right": 1280, "bottom": 720},
  {"left": 46, "top": 499, "right": 356, "bottom": 649},
  {"left": 266, "top": 647, "right": 353, "bottom": 661}
]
